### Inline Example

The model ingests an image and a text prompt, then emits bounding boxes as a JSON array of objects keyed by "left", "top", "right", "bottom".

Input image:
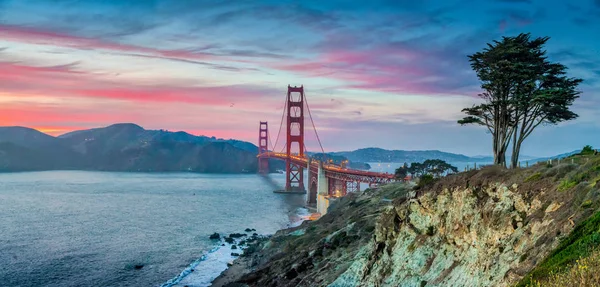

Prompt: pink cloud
[
  {"left": 0, "top": 25, "right": 220, "bottom": 62},
  {"left": 0, "top": 61, "right": 280, "bottom": 106},
  {"left": 273, "top": 43, "right": 478, "bottom": 96}
]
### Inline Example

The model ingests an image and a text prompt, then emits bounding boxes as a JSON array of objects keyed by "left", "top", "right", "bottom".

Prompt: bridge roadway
[{"left": 258, "top": 152, "right": 395, "bottom": 185}]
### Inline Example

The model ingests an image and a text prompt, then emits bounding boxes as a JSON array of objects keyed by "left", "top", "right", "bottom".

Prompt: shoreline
[
  {"left": 208, "top": 208, "right": 312, "bottom": 287},
  {"left": 160, "top": 207, "right": 311, "bottom": 287}
]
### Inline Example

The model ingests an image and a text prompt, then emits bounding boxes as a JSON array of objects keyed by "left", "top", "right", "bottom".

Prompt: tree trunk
[
  {"left": 498, "top": 146, "right": 507, "bottom": 168},
  {"left": 510, "top": 124, "right": 519, "bottom": 169},
  {"left": 511, "top": 143, "right": 521, "bottom": 169}
]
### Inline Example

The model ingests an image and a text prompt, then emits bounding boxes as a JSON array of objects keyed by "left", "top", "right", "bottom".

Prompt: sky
[{"left": 0, "top": 0, "right": 598, "bottom": 157}]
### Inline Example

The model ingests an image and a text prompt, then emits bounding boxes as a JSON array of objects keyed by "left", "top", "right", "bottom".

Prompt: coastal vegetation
[
  {"left": 458, "top": 33, "right": 583, "bottom": 168},
  {"left": 394, "top": 159, "right": 459, "bottom": 180}
]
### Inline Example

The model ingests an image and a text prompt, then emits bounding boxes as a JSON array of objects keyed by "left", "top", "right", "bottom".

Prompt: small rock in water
[
  {"left": 229, "top": 233, "right": 247, "bottom": 238},
  {"left": 231, "top": 245, "right": 238, "bottom": 249},
  {"left": 239, "top": 240, "right": 246, "bottom": 245},
  {"left": 134, "top": 264, "right": 144, "bottom": 270},
  {"left": 245, "top": 228, "right": 253, "bottom": 232},
  {"left": 209, "top": 232, "right": 220, "bottom": 240},
  {"left": 231, "top": 252, "right": 240, "bottom": 256},
  {"left": 225, "top": 237, "right": 235, "bottom": 244},
  {"left": 221, "top": 243, "right": 226, "bottom": 246},
  {"left": 252, "top": 233, "right": 258, "bottom": 236}
]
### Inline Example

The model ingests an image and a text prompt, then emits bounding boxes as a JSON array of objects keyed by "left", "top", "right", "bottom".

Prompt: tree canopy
[
  {"left": 395, "top": 159, "right": 458, "bottom": 180},
  {"left": 459, "top": 33, "right": 582, "bottom": 168}
]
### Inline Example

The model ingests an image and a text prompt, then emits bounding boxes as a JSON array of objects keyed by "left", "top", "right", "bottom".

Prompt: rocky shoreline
[{"left": 210, "top": 238, "right": 267, "bottom": 287}]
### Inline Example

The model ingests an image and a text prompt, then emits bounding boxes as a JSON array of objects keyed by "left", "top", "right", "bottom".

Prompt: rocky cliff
[{"left": 213, "top": 154, "right": 600, "bottom": 287}]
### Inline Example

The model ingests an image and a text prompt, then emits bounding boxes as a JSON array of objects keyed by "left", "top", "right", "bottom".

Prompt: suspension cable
[
  {"left": 304, "top": 89, "right": 326, "bottom": 155},
  {"left": 279, "top": 141, "right": 286, "bottom": 153},
  {"left": 267, "top": 128, "right": 275, "bottom": 152},
  {"left": 272, "top": 95, "right": 287, "bottom": 153}
]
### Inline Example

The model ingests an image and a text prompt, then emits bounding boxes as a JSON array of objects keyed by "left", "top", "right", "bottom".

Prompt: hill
[
  {"left": 213, "top": 153, "right": 600, "bottom": 286},
  {"left": 330, "top": 147, "right": 595, "bottom": 166},
  {"left": 332, "top": 147, "right": 476, "bottom": 163},
  {"left": 0, "top": 124, "right": 265, "bottom": 173}
]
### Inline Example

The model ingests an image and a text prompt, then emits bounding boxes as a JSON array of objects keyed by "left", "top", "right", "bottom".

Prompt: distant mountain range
[
  {"left": 329, "top": 147, "right": 587, "bottom": 165},
  {"left": 331, "top": 148, "right": 489, "bottom": 164},
  {"left": 0, "top": 124, "right": 590, "bottom": 173},
  {"left": 0, "top": 123, "right": 278, "bottom": 173}
]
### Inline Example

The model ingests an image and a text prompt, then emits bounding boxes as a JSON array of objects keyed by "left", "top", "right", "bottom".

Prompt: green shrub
[
  {"left": 558, "top": 180, "right": 578, "bottom": 192},
  {"left": 416, "top": 174, "right": 436, "bottom": 189},
  {"left": 581, "top": 145, "right": 595, "bottom": 155},
  {"left": 525, "top": 172, "right": 542, "bottom": 182},
  {"left": 581, "top": 200, "right": 593, "bottom": 208}
]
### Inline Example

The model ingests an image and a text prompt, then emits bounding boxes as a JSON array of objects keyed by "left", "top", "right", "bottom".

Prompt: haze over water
[{"left": 0, "top": 171, "right": 305, "bottom": 287}]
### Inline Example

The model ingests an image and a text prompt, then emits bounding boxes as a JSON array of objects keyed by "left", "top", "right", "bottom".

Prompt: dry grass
[{"left": 527, "top": 248, "right": 600, "bottom": 287}]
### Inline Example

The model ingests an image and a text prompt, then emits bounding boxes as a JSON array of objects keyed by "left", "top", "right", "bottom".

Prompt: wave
[
  {"left": 289, "top": 206, "right": 310, "bottom": 228},
  {"left": 160, "top": 244, "right": 235, "bottom": 287}
]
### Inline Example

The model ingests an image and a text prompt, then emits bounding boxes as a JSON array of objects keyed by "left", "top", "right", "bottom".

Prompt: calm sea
[{"left": 0, "top": 171, "right": 307, "bottom": 287}]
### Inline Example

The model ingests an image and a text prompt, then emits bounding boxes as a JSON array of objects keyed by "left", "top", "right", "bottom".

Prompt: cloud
[
  {"left": 274, "top": 31, "right": 486, "bottom": 96},
  {"left": 0, "top": 24, "right": 285, "bottom": 71},
  {"left": 0, "top": 25, "right": 209, "bottom": 59},
  {"left": 0, "top": 61, "right": 280, "bottom": 107}
]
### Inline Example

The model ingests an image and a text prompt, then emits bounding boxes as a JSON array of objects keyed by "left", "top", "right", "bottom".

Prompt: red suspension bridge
[{"left": 257, "top": 85, "right": 396, "bottom": 208}]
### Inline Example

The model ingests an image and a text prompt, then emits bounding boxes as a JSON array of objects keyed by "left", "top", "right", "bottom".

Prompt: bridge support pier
[
  {"left": 258, "top": 122, "right": 269, "bottom": 174},
  {"left": 316, "top": 161, "right": 330, "bottom": 215},
  {"left": 285, "top": 85, "right": 305, "bottom": 192},
  {"left": 307, "top": 158, "right": 317, "bottom": 205}
]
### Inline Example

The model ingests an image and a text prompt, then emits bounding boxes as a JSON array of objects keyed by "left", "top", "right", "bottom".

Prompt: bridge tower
[
  {"left": 258, "top": 121, "right": 269, "bottom": 174},
  {"left": 285, "top": 85, "right": 305, "bottom": 192}
]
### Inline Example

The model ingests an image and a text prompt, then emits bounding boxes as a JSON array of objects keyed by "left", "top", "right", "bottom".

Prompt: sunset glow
[{"left": 1, "top": 0, "right": 598, "bottom": 155}]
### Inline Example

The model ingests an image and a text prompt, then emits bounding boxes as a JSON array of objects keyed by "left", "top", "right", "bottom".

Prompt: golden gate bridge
[{"left": 257, "top": 85, "right": 397, "bottom": 212}]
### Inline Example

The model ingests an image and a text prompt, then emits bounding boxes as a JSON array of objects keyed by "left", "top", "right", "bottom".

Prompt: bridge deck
[{"left": 258, "top": 152, "right": 395, "bottom": 181}]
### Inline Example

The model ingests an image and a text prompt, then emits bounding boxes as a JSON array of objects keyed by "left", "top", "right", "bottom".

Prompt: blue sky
[{"left": 0, "top": 0, "right": 598, "bottom": 157}]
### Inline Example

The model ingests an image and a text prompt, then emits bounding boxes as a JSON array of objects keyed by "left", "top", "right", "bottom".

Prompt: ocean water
[{"left": 0, "top": 171, "right": 307, "bottom": 287}]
